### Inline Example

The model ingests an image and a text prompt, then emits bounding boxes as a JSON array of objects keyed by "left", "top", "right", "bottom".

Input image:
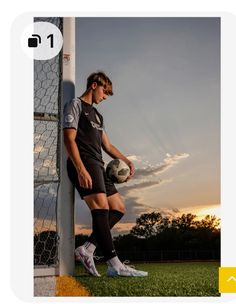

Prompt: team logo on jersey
[
  {"left": 64, "top": 114, "right": 74, "bottom": 123},
  {"left": 89, "top": 113, "right": 103, "bottom": 130},
  {"left": 91, "top": 121, "right": 103, "bottom": 131}
]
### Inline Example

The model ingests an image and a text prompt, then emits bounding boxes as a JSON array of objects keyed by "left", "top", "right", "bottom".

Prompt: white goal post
[{"left": 57, "top": 17, "right": 76, "bottom": 276}]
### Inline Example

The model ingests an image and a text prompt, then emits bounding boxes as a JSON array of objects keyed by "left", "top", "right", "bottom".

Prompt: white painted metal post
[{"left": 57, "top": 17, "right": 75, "bottom": 276}]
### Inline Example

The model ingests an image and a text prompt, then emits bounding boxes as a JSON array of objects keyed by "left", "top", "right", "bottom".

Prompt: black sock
[
  {"left": 91, "top": 209, "right": 117, "bottom": 261},
  {"left": 86, "top": 209, "right": 124, "bottom": 248}
]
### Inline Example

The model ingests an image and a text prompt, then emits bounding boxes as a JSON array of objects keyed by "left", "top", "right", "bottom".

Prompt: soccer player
[{"left": 63, "top": 71, "right": 148, "bottom": 277}]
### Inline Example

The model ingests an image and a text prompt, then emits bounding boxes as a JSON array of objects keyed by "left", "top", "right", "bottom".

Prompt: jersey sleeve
[{"left": 63, "top": 98, "right": 82, "bottom": 130}]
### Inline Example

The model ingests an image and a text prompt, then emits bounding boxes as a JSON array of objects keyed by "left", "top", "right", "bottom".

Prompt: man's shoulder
[
  {"left": 65, "top": 97, "right": 82, "bottom": 113},
  {"left": 72, "top": 97, "right": 82, "bottom": 108}
]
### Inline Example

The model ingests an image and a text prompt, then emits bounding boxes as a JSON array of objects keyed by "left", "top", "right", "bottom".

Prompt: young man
[{"left": 63, "top": 71, "right": 148, "bottom": 277}]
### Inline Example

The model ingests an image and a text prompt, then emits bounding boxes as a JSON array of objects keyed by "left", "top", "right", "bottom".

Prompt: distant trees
[
  {"left": 110, "top": 212, "right": 220, "bottom": 260},
  {"left": 130, "top": 212, "right": 220, "bottom": 238},
  {"left": 130, "top": 212, "right": 169, "bottom": 237}
]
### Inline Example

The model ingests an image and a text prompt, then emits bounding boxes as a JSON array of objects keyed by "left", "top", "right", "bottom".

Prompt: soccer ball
[{"left": 106, "top": 159, "right": 130, "bottom": 183}]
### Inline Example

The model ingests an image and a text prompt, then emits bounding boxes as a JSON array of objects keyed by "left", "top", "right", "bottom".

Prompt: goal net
[{"left": 34, "top": 17, "right": 63, "bottom": 268}]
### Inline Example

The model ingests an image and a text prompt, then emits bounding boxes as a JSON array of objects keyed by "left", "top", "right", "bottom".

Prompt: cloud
[
  {"left": 122, "top": 196, "right": 153, "bottom": 222},
  {"left": 120, "top": 196, "right": 180, "bottom": 224},
  {"left": 126, "top": 155, "right": 142, "bottom": 162},
  {"left": 34, "top": 183, "right": 58, "bottom": 221},
  {"left": 114, "top": 152, "right": 189, "bottom": 197},
  {"left": 111, "top": 223, "right": 135, "bottom": 235},
  {"left": 34, "top": 219, "right": 56, "bottom": 235},
  {"left": 133, "top": 153, "right": 190, "bottom": 179},
  {"left": 134, "top": 165, "right": 167, "bottom": 178},
  {"left": 75, "top": 224, "right": 92, "bottom": 235},
  {"left": 118, "top": 179, "right": 171, "bottom": 196},
  {"left": 164, "top": 152, "right": 190, "bottom": 163}
]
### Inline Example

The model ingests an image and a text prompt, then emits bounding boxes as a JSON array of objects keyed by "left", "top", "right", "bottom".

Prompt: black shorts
[{"left": 67, "top": 159, "right": 118, "bottom": 199}]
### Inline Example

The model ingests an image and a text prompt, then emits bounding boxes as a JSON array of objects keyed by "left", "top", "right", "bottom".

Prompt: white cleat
[
  {"left": 75, "top": 246, "right": 101, "bottom": 277},
  {"left": 107, "top": 265, "right": 148, "bottom": 277}
]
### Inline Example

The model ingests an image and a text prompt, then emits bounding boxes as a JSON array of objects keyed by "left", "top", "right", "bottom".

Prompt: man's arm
[
  {"left": 102, "top": 131, "right": 135, "bottom": 179},
  {"left": 63, "top": 128, "right": 92, "bottom": 189}
]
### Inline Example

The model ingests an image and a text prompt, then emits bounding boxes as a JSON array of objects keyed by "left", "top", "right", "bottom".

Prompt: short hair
[{"left": 86, "top": 71, "right": 113, "bottom": 96}]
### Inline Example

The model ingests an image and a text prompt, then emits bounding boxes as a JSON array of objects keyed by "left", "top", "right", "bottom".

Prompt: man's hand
[
  {"left": 78, "top": 168, "right": 93, "bottom": 189},
  {"left": 126, "top": 161, "right": 135, "bottom": 181}
]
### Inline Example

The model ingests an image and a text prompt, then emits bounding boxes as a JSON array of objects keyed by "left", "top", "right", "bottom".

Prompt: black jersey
[{"left": 63, "top": 97, "right": 105, "bottom": 166}]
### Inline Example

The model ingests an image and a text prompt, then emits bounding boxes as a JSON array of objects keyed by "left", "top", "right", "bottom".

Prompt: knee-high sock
[
  {"left": 90, "top": 209, "right": 117, "bottom": 261},
  {"left": 85, "top": 210, "right": 124, "bottom": 250}
]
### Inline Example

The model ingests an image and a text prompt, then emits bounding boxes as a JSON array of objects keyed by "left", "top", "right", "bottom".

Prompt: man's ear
[{"left": 91, "top": 82, "right": 98, "bottom": 89}]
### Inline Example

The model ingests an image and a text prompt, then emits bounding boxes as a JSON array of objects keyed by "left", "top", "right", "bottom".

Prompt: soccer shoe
[
  {"left": 107, "top": 265, "right": 148, "bottom": 277},
  {"left": 75, "top": 246, "right": 101, "bottom": 277}
]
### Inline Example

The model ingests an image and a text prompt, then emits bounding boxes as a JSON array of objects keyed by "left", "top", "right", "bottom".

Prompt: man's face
[{"left": 92, "top": 83, "right": 108, "bottom": 104}]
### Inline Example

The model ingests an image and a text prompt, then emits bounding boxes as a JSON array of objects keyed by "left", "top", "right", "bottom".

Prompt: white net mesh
[{"left": 34, "top": 17, "right": 63, "bottom": 267}]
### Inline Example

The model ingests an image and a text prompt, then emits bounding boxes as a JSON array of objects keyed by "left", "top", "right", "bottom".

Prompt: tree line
[{"left": 112, "top": 212, "right": 220, "bottom": 260}]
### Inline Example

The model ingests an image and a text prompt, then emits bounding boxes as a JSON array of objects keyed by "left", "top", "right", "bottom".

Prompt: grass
[{"left": 74, "top": 261, "right": 220, "bottom": 297}]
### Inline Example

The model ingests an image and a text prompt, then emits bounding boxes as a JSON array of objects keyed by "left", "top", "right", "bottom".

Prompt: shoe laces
[
  {"left": 123, "top": 260, "right": 135, "bottom": 270},
  {"left": 93, "top": 255, "right": 104, "bottom": 261}
]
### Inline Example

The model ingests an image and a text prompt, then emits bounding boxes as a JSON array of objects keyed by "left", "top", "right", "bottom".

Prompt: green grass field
[{"left": 74, "top": 261, "right": 220, "bottom": 297}]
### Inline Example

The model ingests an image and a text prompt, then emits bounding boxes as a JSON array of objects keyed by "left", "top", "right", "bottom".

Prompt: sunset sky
[{"left": 74, "top": 17, "right": 220, "bottom": 235}]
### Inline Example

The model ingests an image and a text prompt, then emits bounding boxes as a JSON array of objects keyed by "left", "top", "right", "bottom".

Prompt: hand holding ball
[{"left": 106, "top": 159, "right": 130, "bottom": 183}]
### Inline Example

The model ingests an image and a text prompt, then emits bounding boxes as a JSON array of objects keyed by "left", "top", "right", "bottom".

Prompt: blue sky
[{"left": 74, "top": 17, "right": 220, "bottom": 235}]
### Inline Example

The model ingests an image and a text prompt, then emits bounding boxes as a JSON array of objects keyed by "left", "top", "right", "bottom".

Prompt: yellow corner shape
[{"left": 219, "top": 267, "right": 236, "bottom": 293}]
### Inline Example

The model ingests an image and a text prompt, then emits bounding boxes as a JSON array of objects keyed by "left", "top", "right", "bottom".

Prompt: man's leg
[{"left": 84, "top": 193, "right": 125, "bottom": 252}]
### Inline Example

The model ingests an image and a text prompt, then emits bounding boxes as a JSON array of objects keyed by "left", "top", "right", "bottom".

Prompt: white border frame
[{"left": 10, "top": 11, "right": 236, "bottom": 303}]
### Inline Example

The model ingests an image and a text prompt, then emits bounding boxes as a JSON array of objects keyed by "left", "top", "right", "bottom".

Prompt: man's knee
[
  {"left": 117, "top": 204, "right": 126, "bottom": 214},
  {"left": 97, "top": 201, "right": 109, "bottom": 209},
  {"left": 108, "top": 193, "right": 126, "bottom": 214},
  {"left": 117, "top": 199, "right": 126, "bottom": 214},
  {"left": 84, "top": 193, "right": 109, "bottom": 210}
]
